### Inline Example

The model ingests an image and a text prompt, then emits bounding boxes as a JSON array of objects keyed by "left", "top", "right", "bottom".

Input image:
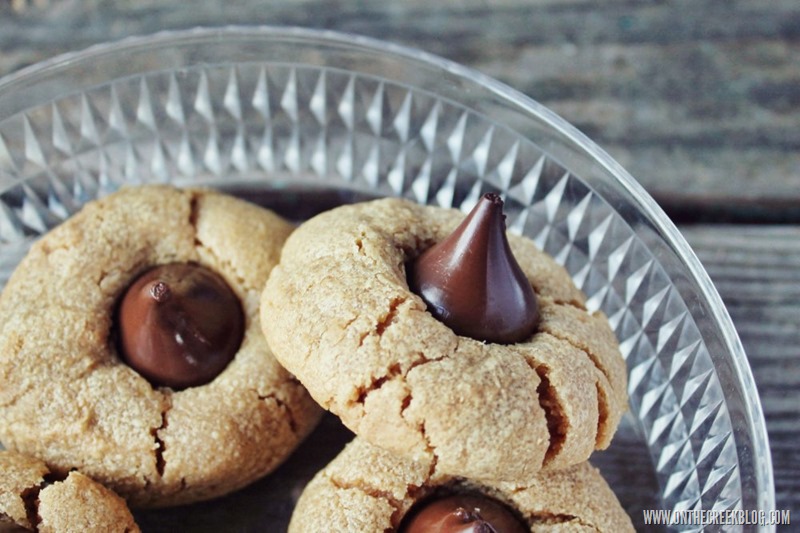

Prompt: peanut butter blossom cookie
[
  {"left": 0, "top": 450, "right": 140, "bottom": 532},
  {"left": 262, "top": 194, "right": 628, "bottom": 485},
  {"left": 289, "top": 438, "right": 634, "bottom": 532},
  {"left": 0, "top": 185, "right": 322, "bottom": 507}
]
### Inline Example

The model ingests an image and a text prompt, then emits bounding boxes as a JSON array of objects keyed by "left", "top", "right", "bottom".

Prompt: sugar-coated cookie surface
[
  {"left": 262, "top": 198, "right": 628, "bottom": 485},
  {"left": 289, "top": 438, "right": 634, "bottom": 532},
  {"left": 0, "top": 450, "right": 140, "bottom": 532},
  {"left": 0, "top": 185, "right": 322, "bottom": 507}
]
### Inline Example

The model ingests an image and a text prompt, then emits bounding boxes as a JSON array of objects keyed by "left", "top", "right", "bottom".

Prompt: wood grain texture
[
  {"left": 0, "top": 0, "right": 797, "bottom": 528},
  {"left": 0, "top": 0, "right": 798, "bottom": 207},
  {"left": 681, "top": 225, "right": 800, "bottom": 520}
]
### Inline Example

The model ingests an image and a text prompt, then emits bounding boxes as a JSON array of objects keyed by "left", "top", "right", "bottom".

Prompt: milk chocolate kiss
[
  {"left": 117, "top": 263, "right": 244, "bottom": 390},
  {"left": 407, "top": 193, "right": 539, "bottom": 344},
  {"left": 400, "top": 493, "right": 528, "bottom": 533}
]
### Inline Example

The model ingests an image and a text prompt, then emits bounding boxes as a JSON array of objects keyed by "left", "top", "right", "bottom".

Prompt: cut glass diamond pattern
[{"left": 0, "top": 62, "right": 745, "bottom": 530}]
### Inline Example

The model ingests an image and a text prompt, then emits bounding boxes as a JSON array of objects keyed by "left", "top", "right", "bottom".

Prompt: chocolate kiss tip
[
  {"left": 117, "top": 263, "right": 244, "bottom": 390},
  {"left": 407, "top": 193, "right": 539, "bottom": 344},
  {"left": 484, "top": 191, "right": 503, "bottom": 205}
]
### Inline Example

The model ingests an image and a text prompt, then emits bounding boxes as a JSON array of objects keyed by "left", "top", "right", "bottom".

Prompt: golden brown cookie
[
  {"left": 262, "top": 198, "right": 627, "bottom": 485},
  {"left": 0, "top": 185, "right": 322, "bottom": 507},
  {"left": 0, "top": 450, "right": 140, "bottom": 533},
  {"left": 289, "top": 438, "right": 634, "bottom": 532}
]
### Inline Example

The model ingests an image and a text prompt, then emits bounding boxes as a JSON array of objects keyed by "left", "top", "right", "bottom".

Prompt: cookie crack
[
  {"left": 353, "top": 296, "right": 439, "bottom": 403},
  {"left": 254, "top": 390, "right": 298, "bottom": 435},
  {"left": 19, "top": 484, "right": 42, "bottom": 532},
  {"left": 398, "top": 388, "right": 440, "bottom": 483},
  {"left": 396, "top": 234, "right": 438, "bottom": 262},
  {"left": 152, "top": 398, "right": 172, "bottom": 478},
  {"left": 540, "top": 302, "right": 613, "bottom": 383},
  {"left": 328, "top": 475, "right": 404, "bottom": 514},
  {"left": 376, "top": 296, "right": 405, "bottom": 336},
  {"left": 189, "top": 193, "right": 200, "bottom": 229},
  {"left": 354, "top": 231, "right": 367, "bottom": 256},
  {"left": 528, "top": 363, "right": 567, "bottom": 465},
  {"left": 417, "top": 420, "right": 439, "bottom": 480},
  {"left": 394, "top": 382, "right": 440, "bottom": 480},
  {"left": 594, "top": 381, "right": 611, "bottom": 447},
  {"left": 348, "top": 283, "right": 457, "bottom": 404},
  {"left": 540, "top": 321, "right": 614, "bottom": 393},
  {"left": 539, "top": 327, "right": 617, "bottom": 444},
  {"left": 73, "top": 358, "right": 106, "bottom": 382},
  {"left": 528, "top": 512, "right": 600, "bottom": 530},
  {"left": 356, "top": 296, "right": 408, "bottom": 349},
  {"left": 392, "top": 338, "right": 458, "bottom": 385},
  {"left": 353, "top": 340, "right": 451, "bottom": 408},
  {"left": 38, "top": 240, "right": 69, "bottom": 258},
  {"left": 400, "top": 390, "right": 413, "bottom": 415},
  {"left": 15, "top": 471, "right": 67, "bottom": 532},
  {"left": 193, "top": 236, "right": 251, "bottom": 294},
  {"left": 0, "top": 388, "right": 25, "bottom": 409},
  {"left": 188, "top": 192, "right": 251, "bottom": 293},
  {"left": 354, "top": 363, "right": 402, "bottom": 405},
  {"left": 328, "top": 460, "right": 433, "bottom": 531},
  {"left": 547, "top": 296, "right": 587, "bottom": 311}
]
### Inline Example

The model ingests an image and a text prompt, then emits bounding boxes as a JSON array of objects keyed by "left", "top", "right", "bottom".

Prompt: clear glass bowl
[{"left": 0, "top": 27, "right": 773, "bottom": 532}]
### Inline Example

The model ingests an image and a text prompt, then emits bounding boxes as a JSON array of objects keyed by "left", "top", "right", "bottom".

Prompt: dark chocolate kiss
[
  {"left": 116, "top": 262, "right": 244, "bottom": 390},
  {"left": 407, "top": 193, "right": 539, "bottom": 344},
  {"left": 400, "top": 493, "right": 528, "bottom": 533}
]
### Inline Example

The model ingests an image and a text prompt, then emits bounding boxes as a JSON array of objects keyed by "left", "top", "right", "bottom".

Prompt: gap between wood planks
[{"left": 653, "top": 193, "right": 800, "bottom": 225}]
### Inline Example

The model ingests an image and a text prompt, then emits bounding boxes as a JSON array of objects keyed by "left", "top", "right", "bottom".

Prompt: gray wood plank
[
  {"left": 0, "top": 0, "right": 799, "bottom": 207},
  {"left": 680, "top": 224, "right": 800, "bottom": 520},
  {"left": 0, "top": 0, "right": 797, "bottom": 527}
]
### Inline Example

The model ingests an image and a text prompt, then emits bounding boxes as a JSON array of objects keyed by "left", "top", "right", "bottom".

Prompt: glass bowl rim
[{"left": 0, "top": 24, "right": 775, "bottom": 516}]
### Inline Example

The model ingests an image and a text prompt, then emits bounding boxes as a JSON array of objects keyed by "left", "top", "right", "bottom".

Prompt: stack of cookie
[
  {"left": 261, "top": 194, "right": 634, "bottom": 531},
  {"left": 0, "top": 185, "right": 633, "bottom": 531}
]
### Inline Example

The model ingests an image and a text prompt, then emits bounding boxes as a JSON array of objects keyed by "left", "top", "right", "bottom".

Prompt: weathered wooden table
[{"left": 2, "top": 1, "right": 797, "bottom": 530}]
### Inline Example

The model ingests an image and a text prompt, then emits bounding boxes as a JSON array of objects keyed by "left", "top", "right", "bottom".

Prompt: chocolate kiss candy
[
  {"left": 117, "top": 263, "right": 244, "bottom": 390},
  {"left": 400, "top": 493, "right": 528, "bottom": 533},
  {"left": 407, "top": 193, "right": 539, "bottom": 344}
]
